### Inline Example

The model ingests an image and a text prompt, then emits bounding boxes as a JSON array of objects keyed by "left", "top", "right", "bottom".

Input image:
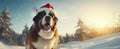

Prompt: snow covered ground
[
  {"left": 0, "top": 33, "right": 120, "bottom": 49},
  {"left": 57, "top": 33, "right": 120, "bottom": 49},
  {"left": 0, "top": 42, "right": 24, "bottom": 49}
]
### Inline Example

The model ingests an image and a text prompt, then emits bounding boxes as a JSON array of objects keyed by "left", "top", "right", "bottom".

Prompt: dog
[{"left": 25, "top": 3, "right": 58, "bottom": 49}]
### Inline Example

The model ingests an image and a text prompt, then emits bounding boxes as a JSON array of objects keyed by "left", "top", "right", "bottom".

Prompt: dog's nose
[{"left": 45, "top": 16, "right": 51, "bottom": 22}]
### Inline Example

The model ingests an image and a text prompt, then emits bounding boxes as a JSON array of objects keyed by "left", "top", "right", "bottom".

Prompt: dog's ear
[
  {"left": 52, "top": 16, "right": 58, "bottom": 31},
  {"left": 54, "top": 17, "right": 58, "bottom": 22},
  {"left": 33, "top": 15, "right": 38, "bottom": 22},
  {"left": 33, "top": 11, "right": 46, "bottom": 22},
  {"left": 53, "top": 16, "right": 58, "bottom": 26},
  {"left": 33, "top": 15, "right": 39, "bottom": 23}
]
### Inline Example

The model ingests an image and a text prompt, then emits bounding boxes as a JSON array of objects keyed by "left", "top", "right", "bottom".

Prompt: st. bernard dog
[{"left": 25, "top": 3, "right": 58, "bottom": 49}]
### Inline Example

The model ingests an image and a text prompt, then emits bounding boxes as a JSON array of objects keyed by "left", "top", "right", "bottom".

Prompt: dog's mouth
[
  {"left": 42, "top": 22, "right": 52, "bottom": 31},
  {"left": 43, "top": 25, "right": 51, "bottom": 31}
]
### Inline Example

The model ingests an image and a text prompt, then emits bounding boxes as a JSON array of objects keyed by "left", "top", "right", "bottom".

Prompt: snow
[
  {"left": 7, "top": 46, "right": 25, "bottom": 49},
  {"left": 57, "top": 33, "right": 120, "bottom": 49},
  {"left": 0, "top": 33, "right": 120, "bottom": 49},
  {"left": 0, "top": 42, "right": 24, "bottom": 49},
  {"left": 0, "top": 42, "right": 8, "bottom": 49}
]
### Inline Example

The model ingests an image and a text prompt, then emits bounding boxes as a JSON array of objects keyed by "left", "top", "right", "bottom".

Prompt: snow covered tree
[
  {"left": 0, "top": 8, "right": 11, "bottom": 35},
  {"left": 116, "top": 13, "right": 120, "bottom": 32},
  {"left": 18, "top": 25, "right": 29, "bottom": 46},
  {"left": 59, "top": 33, "right": 76, "bottom": 43},
  {"left": 59, "top": 36, "right": 65, "bottom": 44},
  {"left": 1, "top": 8, "right": 11, "bottom": 27},
  {"left": 0, "top": 8, "right": 19, "bottom": 45},
  {"left": 114, "top": 13, "right": 120, "bottom": 33},
  {"left": 75, "top": 18, "right": 92, "bottom": 41},
  {"left": 110, "top": 12, "right": 120, "bottom": 33}
]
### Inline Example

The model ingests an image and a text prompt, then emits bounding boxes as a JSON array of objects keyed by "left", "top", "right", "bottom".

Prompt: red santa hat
[
  {"left": 41, "top": 3, "right": 54, "bottom": 10},
  {"left": 38, "top": 3, "right": 57, "bottom": 16}
]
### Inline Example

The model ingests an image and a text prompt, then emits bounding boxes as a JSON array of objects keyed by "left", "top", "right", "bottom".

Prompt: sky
[{"left": 0, "top": 0, "right": 120, "bottom": 36}]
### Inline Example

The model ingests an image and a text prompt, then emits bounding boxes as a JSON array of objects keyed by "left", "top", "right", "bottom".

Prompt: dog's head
[{"left": 33, "top": 3, "right": 58, "bottom": 39}]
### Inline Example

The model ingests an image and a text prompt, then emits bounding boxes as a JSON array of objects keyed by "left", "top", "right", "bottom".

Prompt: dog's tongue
[{"left": 44, "top": 25, "right": 51, "bottom": 31}]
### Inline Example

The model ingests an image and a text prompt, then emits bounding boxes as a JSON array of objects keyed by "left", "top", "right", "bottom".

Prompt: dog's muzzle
[{"left": 42, "top": 16, "right": 53, "bottom": 31}]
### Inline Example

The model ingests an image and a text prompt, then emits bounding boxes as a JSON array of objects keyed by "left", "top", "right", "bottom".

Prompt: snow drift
[
  {"left": 0, "top": 33, "right": 120, "bottom": 49},
  {"left": 57, "top": 33, "right": 120, "bottom": 49},
  {"left": 0, "top": 42, "right": 24, "bottom": 49},
  {"left": 0, "top": 42, "right": 8, "bottom": 49}
]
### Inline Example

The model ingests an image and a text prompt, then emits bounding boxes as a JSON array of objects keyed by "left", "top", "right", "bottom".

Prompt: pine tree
[
  {"left": 118, "top": 14, "right": 120, "bottom": 32},
  {"left": 18, "top": 24, "right": 29, "bottom": 46},
  {"left": 114, "top": 13, "right": 120, "bottom": 33},
  {"left": 59, "top": 36, "right": 65, "bottom": 44},
  {"left": 1, "top": 8, "right": 11, "bottom": 28},
  {"left": 0, "top": 8, "right": 11, "bottom": 34},
  {"left": 75, "top": 18, "right": 92, "bottom": 41},
  {"left": 0, "top": 8, "right": 19, "bottom": 45}
]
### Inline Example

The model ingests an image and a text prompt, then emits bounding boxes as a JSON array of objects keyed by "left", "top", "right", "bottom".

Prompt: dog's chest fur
[{"left": 32, "top": 37, "right": 55, "bottom": 49}]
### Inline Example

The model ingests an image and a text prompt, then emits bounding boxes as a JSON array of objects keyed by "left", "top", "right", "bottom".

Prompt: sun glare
[
  {"left": 83, "top": 15, "right": 115, "bottom": 29},
  {"left": 81, "top": 4, "right": 115, "bottom": 29},
  {"left": 82, "top": 11, "right": 114, "bottom": 29},
  {"left": 89, "top": 17, "right": 112, "bottom": 28}
]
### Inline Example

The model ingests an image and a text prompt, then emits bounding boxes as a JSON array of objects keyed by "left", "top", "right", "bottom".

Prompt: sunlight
[
  {"left": 82, "top": 15, "right": 115, "bottom": 35},
  {"left": 82, "top": 11, "right": 114, "bottom": 29},
  {"left": 85, "top": 15, "right": 115, "bottom": 29},
  {"left": 88, "top": 17, "right": 113, "bottom": 29},
  {"left": 81, "top": 4, "right": 115, "bottom": 29}
]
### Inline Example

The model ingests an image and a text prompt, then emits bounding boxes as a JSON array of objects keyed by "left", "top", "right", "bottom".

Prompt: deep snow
[
  {"left": 57, "top": 33, "right": 120, "bottom": 49},
  {"left": 0, "top": 33, "right": 120, "bottom": 49}
]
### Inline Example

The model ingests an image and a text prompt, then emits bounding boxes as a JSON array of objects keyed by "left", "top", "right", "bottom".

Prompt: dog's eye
[
  {"left": 38, "top": 11, "right": 46, "bottom": 18},
  {"left": 50, "top": 14, "right": 54, "bottom": 18},
  {"left": 49, "top": 11, "right": 55, "bottom": 18}
]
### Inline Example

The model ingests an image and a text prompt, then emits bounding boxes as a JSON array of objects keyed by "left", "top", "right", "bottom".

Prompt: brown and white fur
[{"left": 25, "top": 8, "right": 58, "bottom": 49}]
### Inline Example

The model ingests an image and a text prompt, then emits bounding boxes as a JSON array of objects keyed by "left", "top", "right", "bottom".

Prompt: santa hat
[
  {"left": 38, "top": 3, "right": 57, "bottom": 16},
  {"left": 41, "top": 3, "right": 54, "bottom": 10}
]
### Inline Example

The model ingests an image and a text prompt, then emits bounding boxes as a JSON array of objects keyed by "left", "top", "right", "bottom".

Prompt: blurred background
[{"left": 0, "top": 0, "right": 120, "bottom": 48}]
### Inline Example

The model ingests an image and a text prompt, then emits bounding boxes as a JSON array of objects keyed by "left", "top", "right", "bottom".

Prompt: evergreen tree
[
  {"left": 0, "top": 8, "right": 11, "bottom": 35},
  {"left": 18, "top": 25, "right": 29, "bottom": 46},
  {"left": 59, "top": 36, "right": 65, "bottom": 44},
  {"left": 1, "top": 8, "right": 11, "bottom": 28},
  {"left": 0, "top": 8, "right": 19, "bottom": 45},
  {"left": 114, "top": 13, "right": 120, "bottom": 33},
  {"left": 75, "top": 18, "right": 92, "bottom": 41}
]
